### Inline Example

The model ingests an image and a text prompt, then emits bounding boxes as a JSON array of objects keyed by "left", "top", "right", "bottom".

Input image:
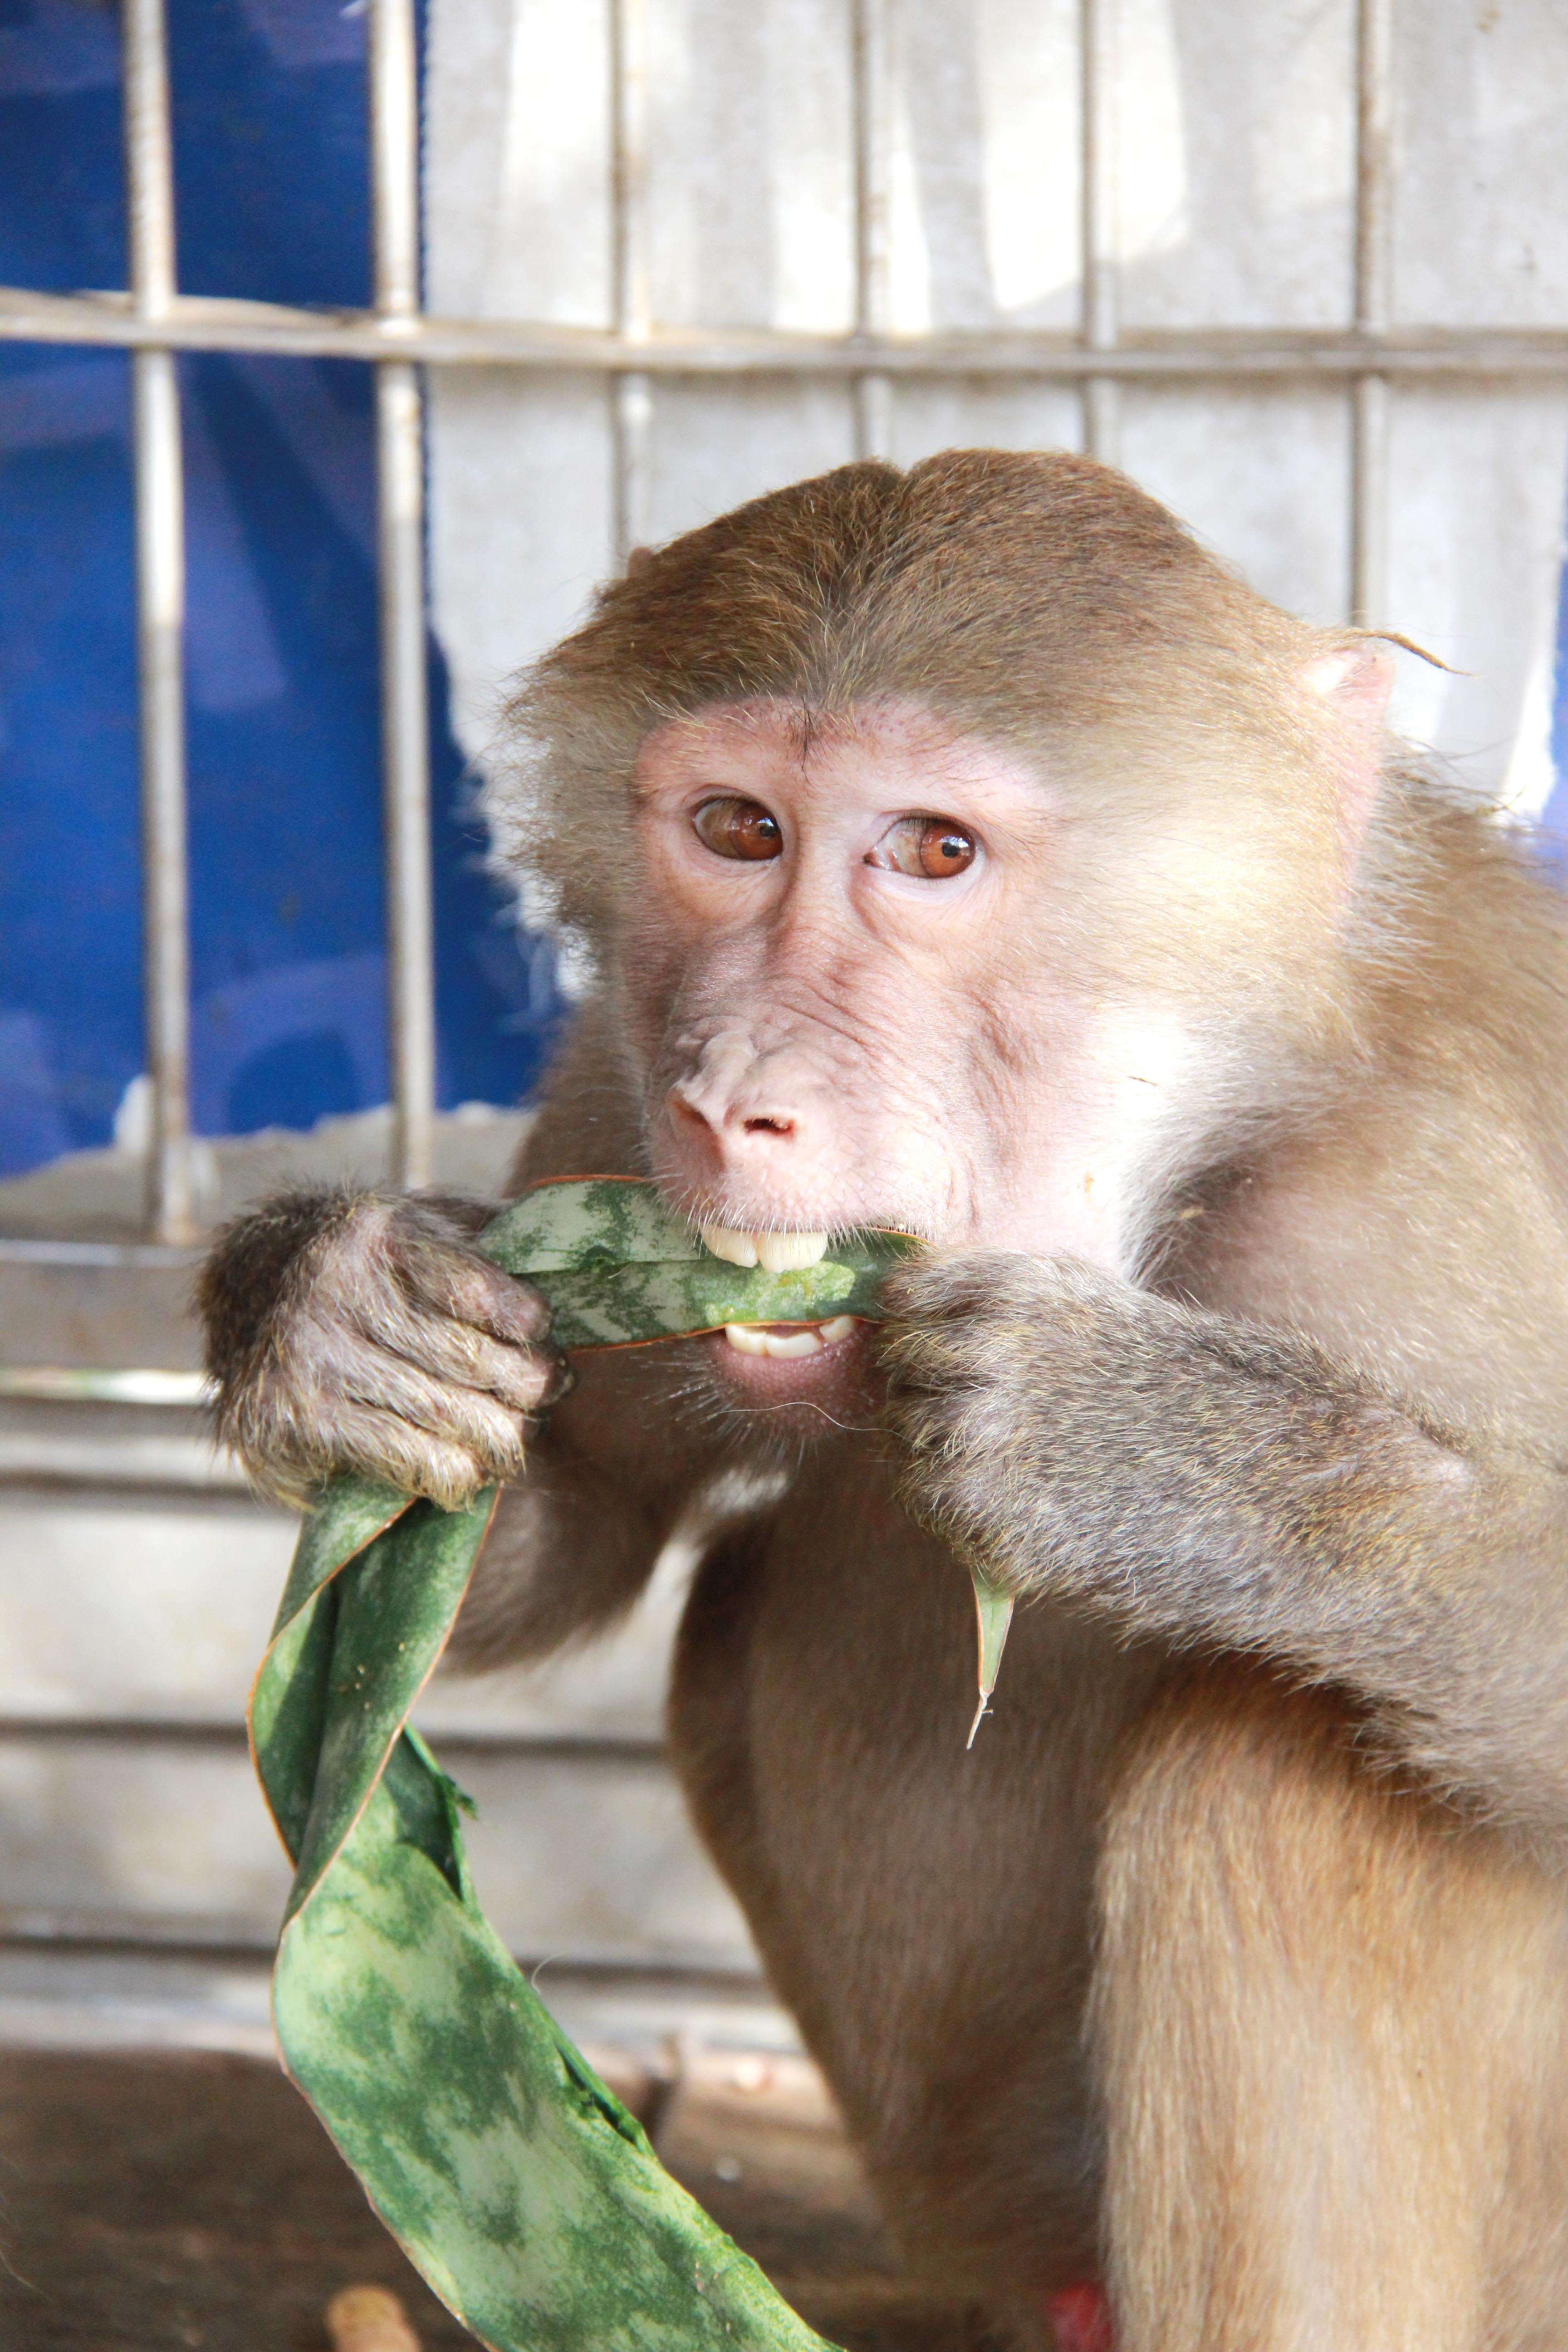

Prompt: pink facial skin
[{"left": 620, "top": 699, "right": 1199, "bottom": 1418}]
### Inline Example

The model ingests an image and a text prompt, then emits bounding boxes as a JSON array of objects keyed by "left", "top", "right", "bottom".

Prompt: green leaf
[
  {"left": 275, "top": 1775, "right": 832, "bottom": 2351},
  {"left": 479, "top": 1177, "right": 915, "bottom": 1349},
  {"left": 251, "top": 1177, "right": 1004, "bottom": 2348},
  {"left": 966, "top": 1572, "right": 1016, "bottom": 1751}
]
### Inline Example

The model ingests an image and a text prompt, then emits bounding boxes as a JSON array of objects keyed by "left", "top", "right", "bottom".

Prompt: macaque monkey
[{"left": 200, "top": 451, "right": 1568, "bottom": 2352}]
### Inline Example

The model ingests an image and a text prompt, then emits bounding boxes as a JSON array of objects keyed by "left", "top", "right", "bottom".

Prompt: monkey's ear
[
  {"left": 1302, "top": 641, "right": 1395, "bottom": 726},
  {"left": 1301, "top": 642, "right": 1394, "bottom": 877},
  {"left": 625, "top": 544, "right": 656, "bottom": 578}
]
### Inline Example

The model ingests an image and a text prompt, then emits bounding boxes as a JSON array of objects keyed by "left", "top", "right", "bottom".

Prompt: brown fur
[{"left": 199, "top": 451, "right": 1568, "bottom": 2348}]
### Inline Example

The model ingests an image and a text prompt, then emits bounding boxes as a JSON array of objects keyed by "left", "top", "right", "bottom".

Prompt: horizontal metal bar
[
  {"left": 0, "top": 1717, "right": 667, "bottom": 1764},
  {"left": 7, "top": 286, "right": 1568, "bottom": 377},
  {"left": 0, "top": 1914, "right": 769, "bottom": 1990},
  {"left": 0, "top": 1239, "right": 200, "bottom": 1271},
  {"left": 0, "top": 1365, "right": 206, "bottom": 1400}
]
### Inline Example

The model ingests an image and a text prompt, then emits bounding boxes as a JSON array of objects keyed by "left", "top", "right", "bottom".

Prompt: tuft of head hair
[{"left": 491, "top": 449, "right": 1346, "bottom": 944}]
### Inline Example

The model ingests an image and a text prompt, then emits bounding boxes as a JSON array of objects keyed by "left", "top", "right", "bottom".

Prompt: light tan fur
[{"left": 200, "top": 451, "right": 1568, "bottom": 2349}]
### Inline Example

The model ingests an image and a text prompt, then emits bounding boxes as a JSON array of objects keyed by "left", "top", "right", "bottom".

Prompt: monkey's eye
[
  {"left": 865, "top": 816, "right": 978, "bottom": 880},
  {"left": 693, "top": 796, "right": 784, "bottom": 861}
]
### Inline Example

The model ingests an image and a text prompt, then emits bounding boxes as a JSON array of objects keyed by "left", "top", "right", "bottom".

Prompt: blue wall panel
[{"left": 0, "top": 0, "right": 561, "bottom": 1177}]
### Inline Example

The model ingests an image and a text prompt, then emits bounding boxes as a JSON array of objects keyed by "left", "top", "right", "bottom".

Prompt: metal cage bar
[
  {"left": 123, "top": 0, "right": 195, "bottom": 1246},
  {"left": 370, "top": 0, "right": 436, "bottom": 1193},
  {"left": 1351, "top": 0, "right": 1395, "bottom": 626},
  {"left": 5, "top": 292, "right": 1566, "bottom": 378},
  {"left": 852, "top": 0, "right": 894, "bottom": 461},
  {"left": 9, "top": 0, "right": 1568, "bottom": 1246},
  {"left": 1080, "top": 0, "right": 1120, "bottom": 466},
  {"left": 611, "top": 0, "right": 653, "bottom": 565}
]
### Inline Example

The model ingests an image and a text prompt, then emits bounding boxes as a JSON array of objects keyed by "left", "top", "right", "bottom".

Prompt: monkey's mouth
[
  {"left": 701, "top": 1313, "right": 873, "bottom": 1410},
  {"left": 720, "top": 1313, "right": 858, "bottom": 1360}
]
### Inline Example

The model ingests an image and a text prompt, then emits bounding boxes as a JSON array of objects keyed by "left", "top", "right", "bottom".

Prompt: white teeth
[
  {"left": 722, "top": 1315, "right": 860, "bottom": 1361},
  {"left": 699, "top": 1224, "right": 760, "bottom": 1268},
  {"left": 724, "top": 1323, "right": 822, "bottom": 1359},
  {"left": 755, "top": 1230, "right": 829, "bottom": 1273},
  {"left": 699, "top": 1224, "right": 828, "bottom": 1272}
]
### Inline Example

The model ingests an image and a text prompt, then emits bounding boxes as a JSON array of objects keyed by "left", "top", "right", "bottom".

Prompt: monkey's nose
[{"left": 668, "top": 1089, "right": 799, "bottom": 1149}]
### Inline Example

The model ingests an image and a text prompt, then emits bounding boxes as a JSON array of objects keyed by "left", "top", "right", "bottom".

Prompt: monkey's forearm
[{"left": 885, "top": 1253, "right": 1568, "bottom": 1842}]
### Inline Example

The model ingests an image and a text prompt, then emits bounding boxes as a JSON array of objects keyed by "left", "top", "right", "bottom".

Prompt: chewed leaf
[
  {"left": 480, "top": 1178, "right": 918, "bottom": 1346},
  {"left": 479, "top": 1177, "right": 706, "bottom": 1276},
  {"left": 530, "top": 1245, "right": 907, "bottom": 1348}
]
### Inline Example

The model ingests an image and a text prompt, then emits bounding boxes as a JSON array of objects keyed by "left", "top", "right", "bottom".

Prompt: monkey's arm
[{"left": 883, "top": 1253, "right": 1568, "bottom": 1846}]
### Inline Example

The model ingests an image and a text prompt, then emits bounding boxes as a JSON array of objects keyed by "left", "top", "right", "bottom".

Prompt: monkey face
[
  {"left": 494, "top": 456, "right": 1396, "bottom": 1425},
  {"left": 614, "top": 698, "right": 1235, "bottom": 1413}
]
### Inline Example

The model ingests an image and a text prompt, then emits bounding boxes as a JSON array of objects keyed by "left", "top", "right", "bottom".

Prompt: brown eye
[
  {"left": 916, "top": 821, "right": 976, "bottom": 878},
  {"left": 694, "top": 796, "right": 783, "bottom": 861},
  {"left": 866, "top": 815, "right": 978, "bottom": 880}
]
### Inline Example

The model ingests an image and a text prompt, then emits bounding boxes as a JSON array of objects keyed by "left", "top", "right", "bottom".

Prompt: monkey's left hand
[{"left": 879, "top": 1250, "right": 1470, "bottom": 1650}]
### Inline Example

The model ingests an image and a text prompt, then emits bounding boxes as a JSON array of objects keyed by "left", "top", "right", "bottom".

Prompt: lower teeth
[{"left": 723, "top": 1314, "right": 858, "bottom": 1360}]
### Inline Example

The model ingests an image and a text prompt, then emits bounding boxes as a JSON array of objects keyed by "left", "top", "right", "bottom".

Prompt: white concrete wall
[
  {"left": 0, "top": 1399, "right": 762, "bottom": 2049},
  {"left": 424, "top": 0, "right": 1568, "bottom": 817}
]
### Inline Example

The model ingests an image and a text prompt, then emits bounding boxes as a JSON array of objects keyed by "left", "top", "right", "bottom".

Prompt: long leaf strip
[{"left": 250, "top": 1180, "right": 999, "bottom": 2348}]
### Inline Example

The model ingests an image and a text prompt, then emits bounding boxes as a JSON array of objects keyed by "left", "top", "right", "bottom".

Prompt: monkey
[{"left": 199, "top": 449, "right": 1568, "bottom": 2352}]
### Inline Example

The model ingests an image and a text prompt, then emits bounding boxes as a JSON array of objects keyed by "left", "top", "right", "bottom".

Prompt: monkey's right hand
[{"left": 197, "top": 1186, "right": 567, "bottom": 1511}]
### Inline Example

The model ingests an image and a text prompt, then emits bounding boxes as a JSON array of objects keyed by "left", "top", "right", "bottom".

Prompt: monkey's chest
[{"left": 666, "top": 1485, "right": 1163, "bottom": 2285}]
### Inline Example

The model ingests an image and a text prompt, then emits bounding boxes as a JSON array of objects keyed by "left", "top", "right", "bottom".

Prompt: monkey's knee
[{"left": 1091, "top": 1671, "right": 1568, "bottom": 2352}]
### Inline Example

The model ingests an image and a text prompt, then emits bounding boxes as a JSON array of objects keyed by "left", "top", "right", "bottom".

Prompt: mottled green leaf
[
  {"left": 478, "top": 1176, "right": 707, "bottom": 1275},
  {"left": 480, "top": 1177, "right": 915, "bottom": 1349},
  {"left": 254, "top": 1181, "right": 872, "bottom": 2348},
  {"left": 253, "top": 1177, "right": 1000, "bottom": 2349},
  {"left": 276, "top": 1775, "right": 830, "bottom": 2351},
  {"left": 284, "top": 1491, "right": 498, "bottom": 1921}
]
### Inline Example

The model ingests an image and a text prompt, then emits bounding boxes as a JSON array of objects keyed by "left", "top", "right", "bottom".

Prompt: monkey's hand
[
  {"left": 880, "top": 1251, "right": 1568, "bottom": 1839},
  {"left": 879, "top": 1249, "right": 1462, "bottom": 1641},
  {"left": 199, "top": 1188, "right": 567, "bottom": 1510}
]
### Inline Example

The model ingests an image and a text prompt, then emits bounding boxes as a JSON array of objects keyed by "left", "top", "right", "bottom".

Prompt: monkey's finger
[
  {"left": 307, "top": 1397, "right": 501, "bottom": 1513},
  {"left": 371, "top": 1310, "right": 567, "bottom": 1414},
  {"left": 389, "top": 1235, "right": 554, "bottom": 1351},
  {"left": 340, "top": 1351, "right": 532, "bottom": 1479}
]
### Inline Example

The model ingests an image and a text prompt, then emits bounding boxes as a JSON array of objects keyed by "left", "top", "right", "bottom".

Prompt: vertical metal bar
[
  {"left": 852, "top": 0, "right": 893, "bottom": 461},
  {"left": 611, "top": 0, "right": 652, "bottom": 563},
  {"left": 1350, "top": 0, "right": 1393, "bottom": 624},
  {"left": 370, "top": 0, "right": 435, "bottom": 1191},
  {"left": 1081, "top": 0, "right": 1120, "bottom": 466},
  {"left": 123, "top": 0, "right": 195, "bottom": 1243}
]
